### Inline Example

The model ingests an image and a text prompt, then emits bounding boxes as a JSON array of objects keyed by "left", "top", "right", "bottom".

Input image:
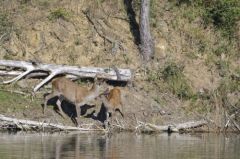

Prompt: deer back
[
  {"left": 52, "top": 77, "right": 85, "bottom": 103},
  {"left": 77, "top": 81, "right": 101, "bottom": 103},
  {"left": 108, "top": 87, "right": 122, "bottom": 108}
]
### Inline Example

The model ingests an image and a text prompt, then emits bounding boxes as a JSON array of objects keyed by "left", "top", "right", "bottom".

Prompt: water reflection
[{"left": 0, "top": 132, "right": 239, "bottom": 159}]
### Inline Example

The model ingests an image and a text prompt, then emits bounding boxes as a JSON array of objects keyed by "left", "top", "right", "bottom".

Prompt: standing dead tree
[
  {"left": 139, "top": 0, "right": 154, "bottom": 61},
  {"left": 0, "top": 60, "right": 132, "bottom": 92}
]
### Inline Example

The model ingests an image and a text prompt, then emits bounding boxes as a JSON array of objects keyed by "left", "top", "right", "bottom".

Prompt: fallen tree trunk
[
  {"left": 0, "top": 114, "right": 104, "bottom": 132},
  {"left": 0, "top": 70, "right": 92, "bottom": 80},
  {"left": 0, "top": 114, "right": 208, "bottom": 133},
  {"left": 0, "top": 60, "right": 132, "bottom": 92},
  {"left": 137, "top": 120, "right": 208, "bottom": 133}
]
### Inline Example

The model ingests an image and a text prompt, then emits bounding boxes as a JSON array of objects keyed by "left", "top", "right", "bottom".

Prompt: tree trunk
[
  {"left": 0, "top": 60, "right": 132, "bottom": 92},
  {"left": 139, "top": 0, "right": 154, "bottom": 61}
]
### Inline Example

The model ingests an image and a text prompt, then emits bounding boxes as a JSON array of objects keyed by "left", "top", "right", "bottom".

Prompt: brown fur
[
  {"left": 107, "top": 87, "right": 123, "bottom": 114},
  {"left": 44, "top": 77, "right": 101, "bottom": 126},
  {"left": 101, "top": 87, "right": 124, "bottom": 123}
]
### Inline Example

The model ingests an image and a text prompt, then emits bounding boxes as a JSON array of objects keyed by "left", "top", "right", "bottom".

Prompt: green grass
[
  {"left": 0, "top": 90, "right": 40, "bottom": 114},
  {"left": 173, "top": 0, "right": 240, "bottom": 39},
  {"left": 162, "top": 62, "right": 193, "bottom": 100},
  {"left": 146, "top": 62, "right": 193, "bottom": 100},
  {"left": 48, "top": 8, "right": 71, "bottom": 21}
]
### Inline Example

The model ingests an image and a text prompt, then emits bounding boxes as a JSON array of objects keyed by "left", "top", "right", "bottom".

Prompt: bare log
[
  {"left": 137, "top": 120, "right": 208, "bottom": 132},
  {"left": 0, "top": 114, "right": 103, "bottom": 131},
  {"left": 0, "top": 60, "right": 132, "bottom": 92},
  {"left": 176, "top": 120, "right": 208, "bottom": 130}
]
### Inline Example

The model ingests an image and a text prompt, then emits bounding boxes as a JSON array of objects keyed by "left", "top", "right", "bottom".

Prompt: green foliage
[
  {"left": 146, "top": 67, "right": 161, "bottom": 82},
  {"left": 48, "top": 8, "right": 71, "bottom": 21},
  {"left": 218, "top": 76, "right": 240, "bottom": 94},
  {"left": 162, "top": 62, "right": 193, "bottom": 100},
  {"left": 173, "top": 0, "right": 240, "bottom": 39},
  {"left": 203, "top": 0, "right": 240, "bottom": 39},
  {"left": 37, "top": 0, "right": 50, "bottom": 8},
  {"left": 0, "top": 90, "right": 40, "bottom": 113},
  {"left": 146, "top": 62, "right": 193, "bottom": 100},
  {"left": 20, "top": 0, "right": 31, "bottom": 4},
  {"left": 215, "top": 60, "right": 230, "bottom": 77}
]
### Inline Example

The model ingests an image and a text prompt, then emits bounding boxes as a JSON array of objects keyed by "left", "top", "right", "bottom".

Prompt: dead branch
[
  {"left": 0, "top": 114, "right": 103, "bottom": 132},
  {"left": 226, "top": 111, "right": 240, "bottom": 132},
  {"left": 0, "top": 60, "right": 132, "bottom": 92}
]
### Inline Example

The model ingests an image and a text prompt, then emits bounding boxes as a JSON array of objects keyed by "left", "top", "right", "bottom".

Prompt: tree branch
[{"left": 0, "top": 60, "right": 132, "bottom": 92}]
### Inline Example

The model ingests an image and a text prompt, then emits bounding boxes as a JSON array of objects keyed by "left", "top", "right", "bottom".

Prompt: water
[{"left": 0, "top": 132, "right": 239, "bottom": 159}]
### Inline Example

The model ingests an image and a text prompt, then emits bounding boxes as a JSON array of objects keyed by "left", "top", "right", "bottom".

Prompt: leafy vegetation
[
  {"left": 174, "top": 0, "right": 240, "bottom": 39},
  {"left": 146, "top": 62, "right": 193, "bottom": 100},
  {"left": 203, "top": 0, "right": 240, "bottom": 39},
  {"left": 162, "top": 62, "right": 193, "bottom": 100},
  {"left": 48, "top": 8, "right": 71, "bottom": 21},
  {"left": 20, "top": 0, "right": 31, "bottom": 4}
]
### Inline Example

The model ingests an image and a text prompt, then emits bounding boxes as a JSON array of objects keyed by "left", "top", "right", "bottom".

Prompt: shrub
[
  {"left": 204, "top": 0, "right": 240, "bottom": 39},
  {"left": 162, "top": 62, "right": 193, "bottom": 100},
  {"left": 173, "top": 0, "right": 240, "bottom": 39},
  {"left": 48, "top": 8, "right": 71, "bottom": 21}
]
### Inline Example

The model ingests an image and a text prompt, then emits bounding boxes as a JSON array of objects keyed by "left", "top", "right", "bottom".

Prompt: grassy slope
[{"left": 0, "top": 0, "right": 239, "bottom": 130}]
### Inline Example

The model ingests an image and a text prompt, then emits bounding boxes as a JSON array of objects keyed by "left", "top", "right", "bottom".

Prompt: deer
[
  {"left": 100, "top": 87, "right": 124, "bottom": 126},
  {"left": 43, "top": 75, "right": 103, "bottom": 126}
]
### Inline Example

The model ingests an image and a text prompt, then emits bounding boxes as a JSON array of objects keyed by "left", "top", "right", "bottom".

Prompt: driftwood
[
  {"left": 225, "top": 110, "right": 240, "bottom": 132},
  {"left": 136, "top": 120, "right": 208, "bottom": 133},
  {"left": 0, "top": 113, "right": 209, "bottom": 133},
  {"left": 0, "top": 60, "right": 132, "bottom": 92},
  {"left": 0, "top": 114, "right": 104, "bottom": 132}
]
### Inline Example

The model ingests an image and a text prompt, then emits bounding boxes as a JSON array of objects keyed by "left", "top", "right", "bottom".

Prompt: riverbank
[
  {"left": 0, "top": 0, "right": 239, "bottom": 134},
  {"left": 0, "top": 81, "right": 239, "bottom": 134}
]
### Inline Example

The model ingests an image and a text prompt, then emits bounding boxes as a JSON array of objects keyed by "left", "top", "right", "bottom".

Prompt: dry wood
[
  {"left": 0, "top": 114, "right": 103, "bottom": 131},
  {"left": 225, "top": 111, "right": 240, "bottom": 132},
  {"left": 0, "top": 70, "right": 79, "bottom": 79},
  {"left": 0, "top": 60, "right": 132, "bottom": 92},
  {"left": 137, "top": 120, "right": 208, "bottom": 132}
]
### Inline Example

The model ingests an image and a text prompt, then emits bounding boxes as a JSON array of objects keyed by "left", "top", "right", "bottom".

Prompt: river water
[{"left": 0, "top": 132, "right": 239, "bottom": 159}]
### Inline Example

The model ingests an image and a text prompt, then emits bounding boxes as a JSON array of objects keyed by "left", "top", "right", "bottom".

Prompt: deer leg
[
  {"left": 75, "top": 102, "right": 84, "bottom": 127},
  {"left": 104, "top": 107, "right": 110, "bottom": 129},
  {"left": 110, "top": 110, "right": 116, "bottom": 125},
  {"left": 116, "top": 106, "right": 124, "bottom": 118},
  {"left": 56, "top": 98, "right": 67, "bottom": 118},
  {"left": 43, "top": 92, "right": 59, "bottom": 114},
  {"left": 120, "top": 102, "right": 124, "bottom": 118}
]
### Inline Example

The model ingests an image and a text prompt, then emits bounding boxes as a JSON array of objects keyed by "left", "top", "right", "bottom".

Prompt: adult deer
[{"left": 43, "top": 75, "right": 102, "bottom": 126}]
